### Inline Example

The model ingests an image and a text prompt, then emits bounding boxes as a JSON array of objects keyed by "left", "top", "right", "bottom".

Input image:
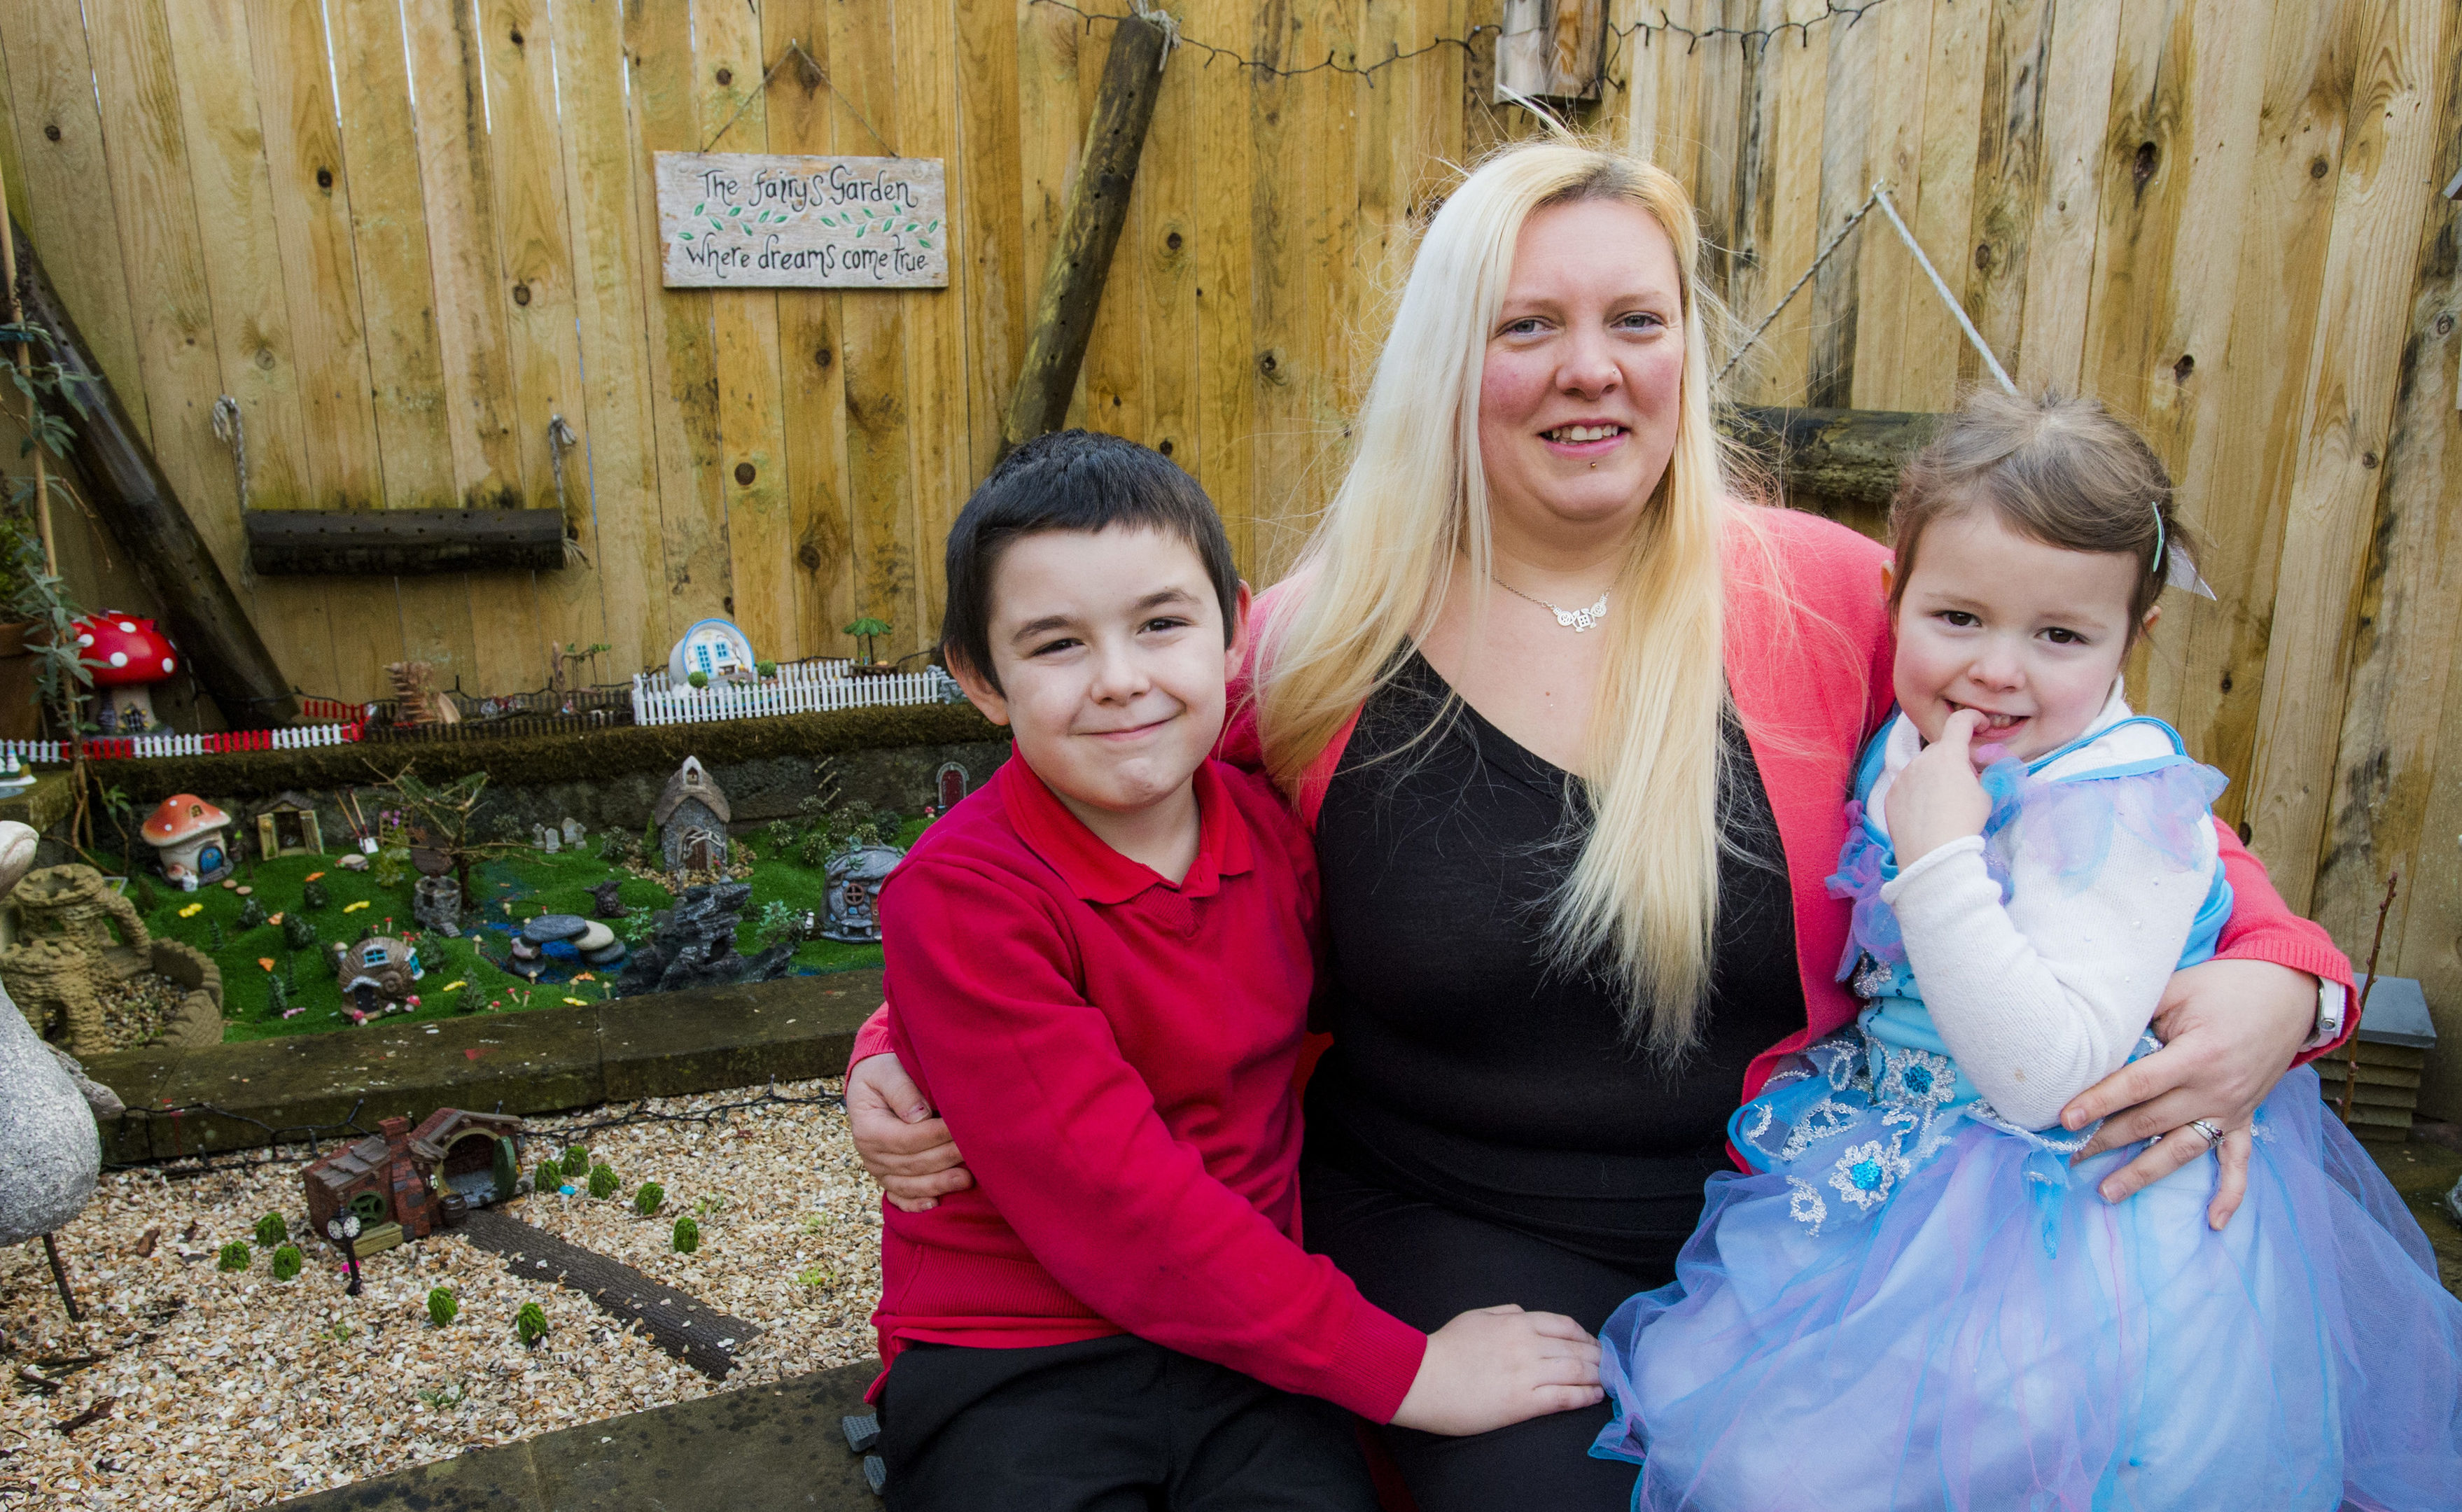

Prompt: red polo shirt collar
[{"left": 997, "top": 752, "right": 1252, "bottom": 904}]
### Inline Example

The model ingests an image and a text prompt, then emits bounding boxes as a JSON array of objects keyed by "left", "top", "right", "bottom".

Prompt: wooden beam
[
  {"left": 1719, "top": 405, "right": 1943, "bottom": 507},
  {"left": 9, "top": 218, "right": 294, "bottom": 727},
  {"left": 244, "top": 509, "right": 568, "bottom": 577},
  {"left": 998, "top": 12, "right": 1170, "bottom": 454}
]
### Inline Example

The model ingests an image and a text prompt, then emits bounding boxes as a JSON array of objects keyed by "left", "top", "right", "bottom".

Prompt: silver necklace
[{"left": 1494, "top": 577, "right": 1609, "bottom": 632}]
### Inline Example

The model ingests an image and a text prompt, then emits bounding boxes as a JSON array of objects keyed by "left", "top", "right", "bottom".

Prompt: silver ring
[{"left": 2188, "top": 1118, "right": 2224, "bottom": 1147}]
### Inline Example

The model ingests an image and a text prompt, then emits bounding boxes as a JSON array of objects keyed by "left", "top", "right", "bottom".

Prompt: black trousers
[
  {"left": 876, "top": 1334, "right": 1380, "bottom": 1512},
  {"left": 1301, "top": 1161, "right": 1674, "bottom": 1512}
]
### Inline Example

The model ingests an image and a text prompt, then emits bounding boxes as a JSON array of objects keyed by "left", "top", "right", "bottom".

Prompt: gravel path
[{"left": 0, "top": 1079, "right": 883, "bottom": 1509}]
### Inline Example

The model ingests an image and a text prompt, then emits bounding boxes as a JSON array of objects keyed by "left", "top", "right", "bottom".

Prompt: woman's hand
[
  {"left": 2058, "top": 958, "right": 2318, "bottom": 1227},
  {"left": 1388, "top": 1305, "right": 1604, "bottom": 1436},
  {"left": 1884, "top": 709, "right": 1994, "bottom": 864},
  {"left": 845, "top": 1052, "right": 974, "bottom": 1212}
]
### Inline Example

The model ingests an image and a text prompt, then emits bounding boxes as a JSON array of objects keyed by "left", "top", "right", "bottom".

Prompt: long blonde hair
[{"left": 1254, "top": 139, "right": 1736, "bottom": 1056}]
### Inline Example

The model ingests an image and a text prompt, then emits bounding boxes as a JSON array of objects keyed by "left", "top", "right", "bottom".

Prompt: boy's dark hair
[
  {"left": 1888, "top": 387, "right": 2197, "bottom": 637},
  {"left": 941, "top": 430, "right": 1240, "bottom": 694}
]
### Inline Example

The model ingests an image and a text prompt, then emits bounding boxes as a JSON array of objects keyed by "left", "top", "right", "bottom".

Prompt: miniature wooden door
[{"left": 936, "top": 762, "right": 967, "bottom": 810}]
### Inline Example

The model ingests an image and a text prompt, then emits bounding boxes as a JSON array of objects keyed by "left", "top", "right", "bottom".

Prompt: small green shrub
[
  {"left": 515, "top": 1301, "right": 548, "bottom": 1345},
  {"left": 560, "top": 1144, "right": 589, "bottom": 1177},
  {"left": 237, "top": 895, "right": 266, "bottom": 929},
  {"left": 281, "top": 913, "right": 317, "bottom": 951},
  {"left": 426, "top": 1287, "right": 458, "bottom": 1327},
  {"left": 265, "top": 974, "right": 290, "bottom": 1016},
  {"left": 631, "top": 1181, "right": 664, "bottom": 1217},
  {"left": 587, "top": 1163, "right": 618, "bottom": 1200},
  {"left": 216, "top": 1241, "right": 250, "bottom": 1272},
  {"left": 301, "top": 878, "right": 328, "bottom": 911},
  {"left": 132, "top": 876, "right": 159, "bottom": 916},
  {"left": 207, "top": 918, "right": 225, "bottom": 949},
  {"left": 253, "top": 1212, "right": 287, "bottom": 1248},
  {"left": 270, "top": 1245, "right": 303, "bottom": 1282},
  {"left": 672, "top": 1215, "right": 700, "bottom": 1253},
  {"left": 534, "top": 1161, "right": 563, "bottom": 1194}
]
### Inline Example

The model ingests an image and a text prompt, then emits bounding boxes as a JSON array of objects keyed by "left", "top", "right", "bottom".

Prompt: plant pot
[{"left": 0, "top": 622, "right": 43, "bottom": 741}]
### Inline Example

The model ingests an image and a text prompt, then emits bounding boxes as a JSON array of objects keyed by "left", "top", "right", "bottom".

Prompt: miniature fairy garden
[
  {"left": 6, "top": 755, "right": 936, "bottom": 1051},
  {"left": 0, "top": 1078, "right": 883, "bottom": 1508}
]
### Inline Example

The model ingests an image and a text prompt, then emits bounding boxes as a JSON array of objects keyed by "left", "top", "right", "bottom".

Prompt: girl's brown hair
[{"left": 1887, "top": 388, "right": 2195, "bottom": 634}]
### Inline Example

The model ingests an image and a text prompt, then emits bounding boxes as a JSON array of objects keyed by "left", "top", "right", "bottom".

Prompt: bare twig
[{"left": 2339, "top": 871, "right": 2400, "bottom": 1123}]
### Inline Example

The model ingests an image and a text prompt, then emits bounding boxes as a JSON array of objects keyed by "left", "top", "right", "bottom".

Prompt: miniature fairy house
[
  {"left": 934, "top": 761, "right": 970, "bottom": 811},
  {"left": 71, "top": 612, "right": 178, "bottom": 734},
  {"left": 142, "top": 794, "right": 232, "bottom": 888},
  {"left": 252, "top": 792, "right": 323, "bottom": 859},
  {"left": 303, "top": 1107, "right": 523, "bottom": 1245},
  {"left": 820, "top": 844, "right": 904, "bottom": 942},
  {"left": 668, "top": 617, "right": 756, "bottom": 684},
  {"left": 337, "top": 936, "right": 422, "bottom": 1018},
  {"left": 654, "top": 756, "right": 731, "bottom": 872}
]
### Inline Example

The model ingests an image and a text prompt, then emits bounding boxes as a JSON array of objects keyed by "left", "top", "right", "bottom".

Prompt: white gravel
[{"left": 0, "top": 1079, "right": 884, "bottom": 1509}]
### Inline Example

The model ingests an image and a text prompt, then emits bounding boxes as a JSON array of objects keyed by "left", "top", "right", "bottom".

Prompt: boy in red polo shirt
[{"left": 870, "top": 430, "right": 1601, "bottom": 1509}]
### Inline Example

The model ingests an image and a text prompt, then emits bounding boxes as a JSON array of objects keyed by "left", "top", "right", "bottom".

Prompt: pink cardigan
[
  {"left": 1214, "top": 505, "right": 2353, "bottom": 1105},
  {"left": 855, "top": 507, "right": 2351, "bottom": 1116}
]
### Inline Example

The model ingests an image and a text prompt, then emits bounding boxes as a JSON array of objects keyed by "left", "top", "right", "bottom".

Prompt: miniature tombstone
[
  {"left": 561, "top": 818, "right": 585, "bottom": 848},
  {"left": 820, "top": 844, "right": 904, "bottom": 942},
  {"left": 542, "top": 826, "right": 560, "bottom": 855},
  {"left": 653, "top": 757, "right": 732, "bottom": 874}
]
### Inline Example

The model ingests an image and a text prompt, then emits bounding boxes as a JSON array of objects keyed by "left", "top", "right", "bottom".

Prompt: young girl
[{"left": 1590, "top": 391, "right": 2462, "bottom": 1511}]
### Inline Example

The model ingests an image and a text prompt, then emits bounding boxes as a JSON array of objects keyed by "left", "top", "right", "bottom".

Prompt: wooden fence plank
[
  {"left": 1753, "top": 8, "right": 1829, "bottom": 406},
  {"left": 550, "top": 0, "right": 662, "bottom": 682},
  {"left": 1964, "top": 0, "right": 2054, "bottom": 389},
  {"left": 828, "top": 0, "right": 919, "bottom": 658},
  {"left": 1807, "top": 3, "right": 1882, "bottom": 408},
  {"left": 1893, "top": 0, "right": 1988, "bottom": 412},
  {"left": 2311, "top": 19, "right": 2462, "bottom": 1108},
  {"left": 953, "top": 0, "right": 1026, "bottom": 494},
  {"left": 1247, "top": 3, "right": 1308, "bottom": 576},
  {"left": 1843, "top": 0, "right": 1933, "bottom": 412},
  {"left": 2248, "top": 0, "right": 2449, "bottom": 910},
  {"left": 326, "top": 0, "right": 477, "bottom": 700},
  {"left": 480, "top": 0, "right": 603, "bottom": 690},
  {"left": 693, "top": 0, "right": 797, "bottom": 665},
  {"left": 2013, "top": 0, "right": 2120, "bottom": 392},
  {"left": 1189, "top": 0, "right": 1259, "bottom": 573},
  {"left": 165, "top": 0, "right": 341, "bottom": 700},
  {"left": 0, "top": 0, "right": 149, "bottom": 435},
  {"left": 898, "top": 0, "right": 967, "bottom": 645},
  {"left": 2154, "top": 0, "right": 2354, "bottom": 805},
  {"left": 622, "top": 0, "right": 729, "bottom": 652},
  {"left": 762, "top": 0, "right": 856, "bottom": 661}
]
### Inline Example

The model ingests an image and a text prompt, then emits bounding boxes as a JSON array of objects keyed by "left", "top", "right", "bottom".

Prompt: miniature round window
[{"left": 347, "top": 1191, "right": 387, "bottom": 1224}]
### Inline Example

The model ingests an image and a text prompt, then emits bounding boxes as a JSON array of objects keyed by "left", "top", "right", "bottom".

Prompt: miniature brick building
[{"left": 304, "top": 1107, "right": 523, "bottom": 1244}]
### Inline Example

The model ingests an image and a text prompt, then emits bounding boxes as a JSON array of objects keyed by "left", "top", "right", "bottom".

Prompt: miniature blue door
[{"left": 198, "top": 843, "right": 224, "bottom": 876}]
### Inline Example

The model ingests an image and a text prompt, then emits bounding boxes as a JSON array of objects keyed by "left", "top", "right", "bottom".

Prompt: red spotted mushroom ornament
[
  {"left": 144, "top": 794, "right": 233, "bottom": 890},
  {"left": 71, "top": 612, "right": 179, "bottom": 734}
]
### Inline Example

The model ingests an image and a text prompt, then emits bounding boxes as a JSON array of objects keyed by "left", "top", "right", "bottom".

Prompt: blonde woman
[{"left": 846, "top": 140, "right": 2351, "bottom": 1508}]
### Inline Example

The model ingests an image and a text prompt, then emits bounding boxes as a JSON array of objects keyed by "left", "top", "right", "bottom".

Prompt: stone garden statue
[{"left": 0, "top": 819, "right": 104, "bottom": 1248}]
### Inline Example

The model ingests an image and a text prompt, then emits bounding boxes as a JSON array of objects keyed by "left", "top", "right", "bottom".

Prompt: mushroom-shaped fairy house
[
  {"left": 144, "top": 794, "right": 233, "bottom": 889},
  {"left": 71, "top": 612, "right": 177, "bottom": 734}
]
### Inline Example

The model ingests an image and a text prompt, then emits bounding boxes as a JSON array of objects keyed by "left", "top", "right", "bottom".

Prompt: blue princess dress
[{"left": 1591, "top": 701, "right": 2462, "bottom": 1511}]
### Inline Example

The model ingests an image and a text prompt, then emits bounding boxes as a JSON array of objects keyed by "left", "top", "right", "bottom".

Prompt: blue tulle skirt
[{"left": 1592, "top": 1058, "right": 2462, "bottom": 1511}]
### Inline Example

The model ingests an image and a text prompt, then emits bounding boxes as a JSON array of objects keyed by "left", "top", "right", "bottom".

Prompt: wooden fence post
[
  {"left": 998, "top": 13, "right": 1172, "bottom": 456},
  {"left": 9, "top": 218, "right": 296, "bottom": 727}
]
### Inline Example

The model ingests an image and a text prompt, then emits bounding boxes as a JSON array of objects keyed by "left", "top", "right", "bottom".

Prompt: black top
[{"left": 1304, "top": 652, "right": 1807, "bottom": 1266}]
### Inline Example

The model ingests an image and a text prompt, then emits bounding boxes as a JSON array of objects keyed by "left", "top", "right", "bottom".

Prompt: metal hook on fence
[{"left": 209, "top": 395, "right": 247, "bottom": 507}]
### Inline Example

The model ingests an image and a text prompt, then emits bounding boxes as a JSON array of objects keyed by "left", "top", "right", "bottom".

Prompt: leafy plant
[
  {"left": 560, "top": 1144, "right": 589, "bottom": 1177},
  {"left": 301, "top": 878, "right": 328, "bottom": 911},
  {"left": 515, "top": 1301, "right": 549, "bottom": 1346},
  {"left": 671, "top": 1215, "right": 700, "bottom": 1253},
  {"left": 269, "top": 1244, "right": 303, "bottom": 1282},
  {"left": 216, "top": 1241, "right": 250, "bottom": 1273},
  {"left": 416, "top": 1381, "right": 465, "bottom": 1409},
  {"left": 755, "top": 899, "right": 805, "bottom": 950},
  {"left": 587, "top": 1162, "right": 618, "bottom": 1200},
  {"left": 797, "top": 1264, "right": 831, "bottom": 1289},
  {"left": 631, "top": 1181, "right": 664, "bottom": 1217},
  {"left": 265, "top": 974, "right": 289, "bottom": 1016},
  {"left": 426, "top": 1287, "right": 458, "bottom": 1327},
  {"left": 844, "top": 616, "right": 893, "bottom": 666},
  {"left": 253, "top": 1212, "right": 287, "bottom": 1249},
  {"left": 281, "top": 912, "right": 317, "bottom": 950},
  {"left": 132, "top": 875, "right": 158, "bottom": 916},
  {"left": 534, "top": 1161, "right": 561, "bottom": 1194},
  {"left": 207, "top": 918, "right": 225, "bottom": 950},
  {"left": 686, "top": 669, "right": 708, "bottom": 689},
  {"left": 237, "top": 895, "right": 266, "bottom": 930}
]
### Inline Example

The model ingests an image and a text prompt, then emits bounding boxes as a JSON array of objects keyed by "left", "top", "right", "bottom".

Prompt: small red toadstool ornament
[
  {"left": 144, "top": 793, "right": 233, "bottom": 889},
  {"left": 71, "top": 612, "right": 179, "bottom": 734}
]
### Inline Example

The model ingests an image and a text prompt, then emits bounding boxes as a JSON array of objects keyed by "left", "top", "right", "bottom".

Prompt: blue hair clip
[{"left": 2151, "top": 499, "right": 2214, "bottom": 598}]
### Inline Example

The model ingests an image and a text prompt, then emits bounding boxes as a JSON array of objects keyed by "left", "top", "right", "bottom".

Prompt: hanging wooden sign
[{"left": 654, "top": 152, "right": 948, "bottom": 289}]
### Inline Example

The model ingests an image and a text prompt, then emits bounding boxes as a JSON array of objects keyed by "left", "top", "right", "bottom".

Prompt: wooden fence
[{"left": 2, "top": 0, "right": 2459, "bottom": 1113}]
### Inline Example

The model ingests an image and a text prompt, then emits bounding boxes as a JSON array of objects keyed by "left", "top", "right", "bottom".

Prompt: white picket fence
[
  {"left": 629, "top": 660, "right": 963, "bottom": 728},
  {"left": 0, "top": 722, "right": 364, "bottom": 766}
]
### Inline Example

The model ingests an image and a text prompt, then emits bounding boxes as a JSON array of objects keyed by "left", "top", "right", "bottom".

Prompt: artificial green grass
[{"left": 99, "top": 820, "right": 922, "bottom": 1044}]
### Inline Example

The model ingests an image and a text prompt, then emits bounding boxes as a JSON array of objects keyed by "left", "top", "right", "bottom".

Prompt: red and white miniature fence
[
  {"left": 0, "top": 722, "right": 365, "bottom": 766},
  {"left": 629, "top": 659, "right": 961, "bottom": 728}
]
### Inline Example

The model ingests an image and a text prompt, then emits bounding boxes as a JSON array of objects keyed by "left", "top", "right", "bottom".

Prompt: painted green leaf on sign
[
  {"left": 679, "top": 230, "right": 694, "bottom": 240},
  {"left": 693, "top": 202, "right": 706, "bottom": 215},
  {"left": 928, "top": 220, "right": 940, "bottom": 234},
  {"left": 916, "top": 238, "right": 932, "bottom": 250}
]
